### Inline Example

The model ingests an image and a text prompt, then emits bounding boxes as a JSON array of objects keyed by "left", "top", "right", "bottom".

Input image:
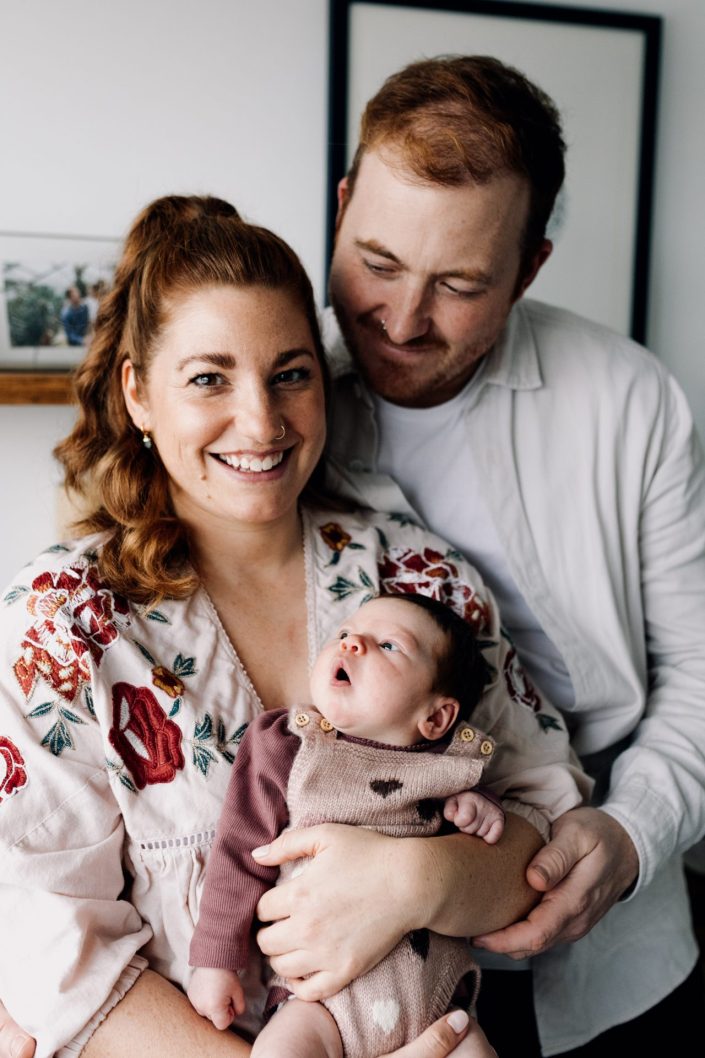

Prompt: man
[{"left": 323, "top": 56, "right": 705, "bottom": 1055}]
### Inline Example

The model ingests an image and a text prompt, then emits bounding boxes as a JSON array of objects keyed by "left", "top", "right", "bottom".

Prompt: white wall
[{"left": 1, "top": 0, "right": 703, "bottom": 587}]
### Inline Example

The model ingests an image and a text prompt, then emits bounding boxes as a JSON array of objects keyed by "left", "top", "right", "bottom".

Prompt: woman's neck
[{"left": 189, "top": 508, "right": 303, "bottom": 590}]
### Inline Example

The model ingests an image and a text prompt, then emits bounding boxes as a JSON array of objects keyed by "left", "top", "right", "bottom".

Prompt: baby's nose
[{"left": 341, "top": 634, "right": 365, "bottom": 654}]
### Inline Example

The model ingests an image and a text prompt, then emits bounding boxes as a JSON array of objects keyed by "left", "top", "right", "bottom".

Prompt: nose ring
[
  {"left": 274, "top": 421, "right": 286, "bottom": 441},
  {"left": 380, "top": 318, "right": 387, "bottom": 335}
]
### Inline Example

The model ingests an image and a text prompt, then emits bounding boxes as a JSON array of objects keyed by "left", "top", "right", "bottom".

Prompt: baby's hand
[
  {"left": 187, "top": 966, "right": 246, "bottom": 1030},
  {"left": 444, "top": 791, "right": 505, "bottom": 844}
]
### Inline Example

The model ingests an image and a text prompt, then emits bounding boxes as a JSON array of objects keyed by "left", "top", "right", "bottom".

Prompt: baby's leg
[{"left": 252, "top": 998, "right": 343, "bottom": 1058}]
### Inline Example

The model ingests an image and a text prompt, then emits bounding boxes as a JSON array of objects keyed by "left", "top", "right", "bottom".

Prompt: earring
[
  {"left": 380, "top": 318, "right": 387, "bottom": 334},
  {"left": 142, "top": 429, "right": 153, "bottom": 449},
  {"left": 274, "top": 422, "right": 286, "bottom": 441}
]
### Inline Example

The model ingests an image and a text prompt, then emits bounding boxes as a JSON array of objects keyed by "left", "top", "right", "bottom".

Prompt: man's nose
[
  {"left": 383, "top": 282, "right": 432, "bottom": 345},
  {"left": 340, "top": 634, "right": 365, "bottom": 655}
]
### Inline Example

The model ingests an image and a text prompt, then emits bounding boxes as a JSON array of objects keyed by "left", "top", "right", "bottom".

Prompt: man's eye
[
  {"left": 190, "top": 372, "right": 225, "bottom": 387},
  {"left": 439, "top": 281, "right": 482, "bottom": 299},
  {"left": 380, "top": 641, "right": 399, "bottom": 652},
  {"left": 272, "top": 367, "right": 312, "bottom": 386},
  {"left": 363, "top": 259, "right": 396, "bottom": 276}
]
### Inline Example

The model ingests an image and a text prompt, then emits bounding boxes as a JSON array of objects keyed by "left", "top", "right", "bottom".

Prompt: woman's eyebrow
[{"left": 176, "top": 348, "right": 314, "bottom": 372}]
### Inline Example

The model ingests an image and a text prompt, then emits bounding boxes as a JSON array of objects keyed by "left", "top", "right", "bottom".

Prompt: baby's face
[{"left": 309, "top": 596, "right": 447, "bottom": 745}]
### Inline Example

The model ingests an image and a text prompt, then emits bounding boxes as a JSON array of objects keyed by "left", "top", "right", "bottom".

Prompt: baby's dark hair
[{"left": 378, "top": 592, "right": 491, "bottom": 721}]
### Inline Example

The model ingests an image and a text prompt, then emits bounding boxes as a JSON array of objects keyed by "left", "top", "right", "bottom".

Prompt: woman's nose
[
  {"left": 340, "top": 634, "right": 365, "bottom": 654},
  {"left": 236, "top": 384, "right": 281, "bottom": 444}
]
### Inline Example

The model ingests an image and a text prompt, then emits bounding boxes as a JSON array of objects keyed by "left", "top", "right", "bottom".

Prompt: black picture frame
[{"left": 327, "top": 0, "right": 661, "bottom": 341}]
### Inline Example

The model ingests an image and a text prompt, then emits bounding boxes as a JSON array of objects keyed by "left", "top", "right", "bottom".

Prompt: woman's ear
[
  {"left": 122, "top": 358, "right": 149, "bottom": 431},
  {"left": 418, "top": 697, "right": 460, "bottom": 741}
]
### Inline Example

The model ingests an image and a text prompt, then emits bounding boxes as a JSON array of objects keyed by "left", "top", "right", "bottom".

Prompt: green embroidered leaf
[
  {"left": 359, "top": 568, "right": 374, "bottom": 589},
  {"left": 119, "top": 773, "right": 138, "bottom": 793},
  {"left": 133, "top": 639, "right": 157, "bottom": 666},
  {"left": 46, "top": 544, "right": 71, "bottom": 554},
  {"left": 389, "top": 512, "right": 416, "bottom": 528},
  {"left": 375, "top": 527, "right": 389, "bottom": 550},
  {"left": 174, "top": 654, "right": 197, "bottom": 677},
  {"left": 227, "top": 722, "right": 248, "bottom": 745},
  {"left": 85, "top": 686, "right": 96, "bottom": 717},
  {"left": 192, "top": 744, "right": 217, "bottom": 777},
  {"left": 3, "top": 585, "right": 30, "bottom": 605},
  {"left": 327, "top": 551, "right": 341, "bottom": 567},
  {"left": 217, "top": 718, "right": 226, "bottom": 745},
  {"left": 146, "top": 610, "right": 170, "bottom": 623},
  {"left": 348, "top": 542, "right": 365, "bottom": 550},
  {"left": 59, "top": 707, "right": 86, "bottom": 725},
  {"left": 220, "top": 750, "right": 235, "bottom": 765},
  {"left": 41, "top": 718, "right": 75, "bottom": 756},
  {"left": 361, "top": 593, "right": 374, "bottom": 605},
  {"left": 169, "top": 697, "right": 182, "bottom": 718},
  {"left": 537, "top": 713, "right": 563, "bottom": 733},
  {"left": 194, "top": 714, "right": 213, "bottom": 741},
  {"left": 27, "top": 701, "right": 54, "bottom": 719},
  {"left": 329, "top": 576, "right": 356, "bottom": 600},
  {"left": 105, "top": 758, "right": 121, "bottom": 772}
]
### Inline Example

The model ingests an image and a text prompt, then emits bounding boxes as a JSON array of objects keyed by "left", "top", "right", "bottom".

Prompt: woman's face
[{"left": 122, "top": 284, "right": 326, "bottom": 534}]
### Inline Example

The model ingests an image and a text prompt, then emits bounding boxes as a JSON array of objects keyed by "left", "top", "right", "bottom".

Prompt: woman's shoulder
[{"left": 304, "top": 504, "right": 493, "bottom": 633}]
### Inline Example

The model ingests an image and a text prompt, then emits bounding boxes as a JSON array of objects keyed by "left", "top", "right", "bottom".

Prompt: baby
[{"left": 188, "top": 592, "right": 508, "bottom": 1057}]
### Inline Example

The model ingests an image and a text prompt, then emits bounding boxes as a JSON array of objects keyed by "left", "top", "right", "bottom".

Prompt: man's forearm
[{"left": 407, "top": 813, "right": 544, "bottom": 937}]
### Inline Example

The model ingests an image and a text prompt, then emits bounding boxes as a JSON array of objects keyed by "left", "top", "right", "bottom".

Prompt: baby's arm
[
  {"left": 444, "top": 789, "right": 505, "bottom": 844},
  {"left": 188, "top": 968, "right": 246, "bottom": 1031}
]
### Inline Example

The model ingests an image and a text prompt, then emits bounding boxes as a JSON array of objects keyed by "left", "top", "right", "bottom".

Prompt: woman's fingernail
[
  {"left": 251, "top": 845, "right": 270, "bottom": 858},
  {"left": 11, "top": 1035, "right": 30, "bottom": 1058},
  {"left": 447, "top": 1009, "right": 469, "bottom": 1033}
]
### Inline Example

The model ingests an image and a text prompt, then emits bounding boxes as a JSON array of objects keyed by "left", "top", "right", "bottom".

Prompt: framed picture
[
  {"left": 327, "top": 0, "right": 661, "bottom": 341},
  {"left": 0, "top": 231, "right": 119, "bottom": 404}
]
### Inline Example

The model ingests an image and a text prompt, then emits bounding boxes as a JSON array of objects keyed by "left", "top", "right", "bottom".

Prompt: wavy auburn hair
[{"left": 55, "top": 194, "right": 329, "bottom": 606}]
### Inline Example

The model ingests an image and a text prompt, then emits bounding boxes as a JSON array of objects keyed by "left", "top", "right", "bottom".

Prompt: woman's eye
[
  {"left": 380, "top": 641, "right": 399, "bottom": 652},
  {"left": 189, "top": 372, "right": 225, "bottom": 388},
  {"left": 272, "top": 367, "right": 312, "bottom": 386}
]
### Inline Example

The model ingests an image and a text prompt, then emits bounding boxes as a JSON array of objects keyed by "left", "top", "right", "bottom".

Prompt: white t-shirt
[{"left": 372, "top": 372, "right": 575, "bottom": 713}]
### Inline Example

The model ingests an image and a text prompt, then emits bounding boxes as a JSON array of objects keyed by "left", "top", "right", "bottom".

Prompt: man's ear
[
  {"left": 121, "top": 358, "right": 149, "bottom": 432},
  {"left": 418, "top": 696, "right": 460, "bottom": 741},
  {"left": 514, "top": 238, "right": 553, "bottom": 301},
  {"left": 334, "top": 176, "right": 351, "bottom": 236}
]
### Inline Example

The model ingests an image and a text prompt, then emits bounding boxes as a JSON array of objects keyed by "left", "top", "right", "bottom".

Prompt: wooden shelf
[{"left": 0, "top": 373, "right": 74, "bottom": 405}]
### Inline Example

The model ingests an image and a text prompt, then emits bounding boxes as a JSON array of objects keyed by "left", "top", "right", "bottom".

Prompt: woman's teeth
[{"left": 219, "top": 451, "right": 285, "bottom": 473}]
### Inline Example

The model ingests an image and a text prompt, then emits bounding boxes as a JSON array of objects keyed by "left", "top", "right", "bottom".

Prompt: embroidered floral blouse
[{"left": 0, "top": 506, "right": 589, "bottom": 1058}]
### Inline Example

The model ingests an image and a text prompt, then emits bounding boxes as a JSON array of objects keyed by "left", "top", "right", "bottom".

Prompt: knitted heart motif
[
  {"left": 370, "top": 779, "right": 403, "bottom": 798},
  {"left": 372, "top": 998, "right": 401, "bottom": 1034}
]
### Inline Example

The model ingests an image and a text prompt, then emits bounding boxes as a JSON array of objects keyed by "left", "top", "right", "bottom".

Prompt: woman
[{"left": 0, "top": 196, "right": 584, "bottom": 1058}]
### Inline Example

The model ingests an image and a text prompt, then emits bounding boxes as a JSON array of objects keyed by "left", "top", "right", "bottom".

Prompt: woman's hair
[{"left": 55, "top": 194, "right": 330, "bottom": 606}]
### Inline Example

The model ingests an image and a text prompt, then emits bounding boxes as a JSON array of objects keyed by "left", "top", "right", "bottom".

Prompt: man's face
[{"left": 328, "top": 149, "right": 550, "bottom": 408}]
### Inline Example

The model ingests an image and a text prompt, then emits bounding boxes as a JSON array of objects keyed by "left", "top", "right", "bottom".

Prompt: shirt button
[
  {"left": 459, "top": 727, "right": 475, "bottom": 742},
  {"left": 480, "top": 740, "right": 494, "bottom": 756},
  {"left": 319, "top": 718, "right": 334, "bottom": 732},
  {"left": 295, "top": 713, "right": 310, "bottom": 727}
]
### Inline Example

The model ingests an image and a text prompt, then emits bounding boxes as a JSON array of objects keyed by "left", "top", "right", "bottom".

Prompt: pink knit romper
[{"left": 270, "top": 706, "right": 496, "bottom": 1058}]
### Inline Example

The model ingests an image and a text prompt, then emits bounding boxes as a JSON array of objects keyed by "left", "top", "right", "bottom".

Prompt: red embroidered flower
[
  {"left": 109, "top": 682, "right": 185, "bottom": 789},
  {"left": 503, "top": 648, "right": 542, "bottom": 712},
  {"left": 14, "top": 564, "right": 130, "bottom": 704},
  {"left": 378, "top": 547, "right": 490, "bottom": 632},
  {"left": 152, "top": 666, "right": 185, "bottom": 699},
  {"left": 0, "top": 736, "right": 28, "bottom": 804},
  {"left": 320, "top": 523, "right": 353, "bottom": 552}
]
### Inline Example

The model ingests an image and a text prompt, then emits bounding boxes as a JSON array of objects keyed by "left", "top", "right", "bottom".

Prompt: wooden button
[
  {"left": 480, "top": 740, "right": 494, "bottom": 756},
  {"left": 294, "top": 713, "right": 310, "bottom": 727},
  {"left": 320, "top": 718, "right": 334, "bottom": 732},
  {"left": 459, "top": 727, "right": 475, "bottom": 742}
]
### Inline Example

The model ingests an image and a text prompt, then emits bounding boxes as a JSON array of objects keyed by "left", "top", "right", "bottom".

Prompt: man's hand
[
  {"left": 0, "top": 1002, "right": 34, "bottom": 1058},
  {"left": 473, "top": 807, "right": 639, "bottom": 958},
  {"left": 253, "top": 824, "right": 417, "bottom": 1000}
]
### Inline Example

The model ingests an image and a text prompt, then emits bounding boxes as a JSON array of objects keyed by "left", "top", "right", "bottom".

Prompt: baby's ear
[{"left": 418, "top": 697, "right": 459, "bottom": 741}]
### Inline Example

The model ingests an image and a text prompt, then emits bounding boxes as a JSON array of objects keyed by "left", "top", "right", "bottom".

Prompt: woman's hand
[
  {"left": 0, "top": 1002, "right": 35, "bottom": 1058},
  {"left": 473, "top": 806, "right": 639, "bottom": 957},
  {"left": 254, "top": 824, "right": 421, "bottom": 1000},
  {"left": 381, "top": 1011, "right": 497, "bottom": 1058}
]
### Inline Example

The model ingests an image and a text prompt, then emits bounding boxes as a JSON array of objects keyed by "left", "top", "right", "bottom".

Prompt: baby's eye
[
  {"left": 379, "top": 641, "right": 399, "bottom": 652},
  {"left": 338, "top": 630, "right": 349, "bottom": 640}
]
